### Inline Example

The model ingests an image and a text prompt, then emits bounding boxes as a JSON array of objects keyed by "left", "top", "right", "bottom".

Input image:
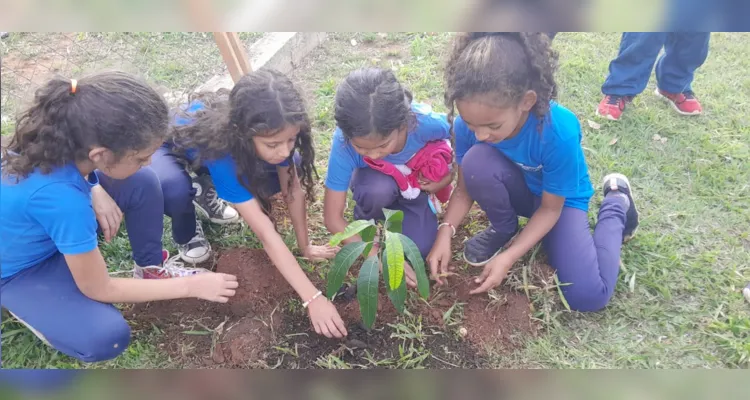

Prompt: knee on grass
[{"left": 61, "top": 316, "right": 131, "bottom": 363}]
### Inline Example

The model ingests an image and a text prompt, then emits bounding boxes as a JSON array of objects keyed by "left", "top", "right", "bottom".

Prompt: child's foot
[
  {"left": 596, "top": 95, "right": 633, "bottom": 121},
  {"left": 602, "top": 173, "right": 640, "bottom": 242},
  {"left": 178, "top": 222, "right": 212, "bottom": 264},
  {"left": 463, "top": 226, "right": 517, "bottom": 267},
  {"left": 134, "top": 250, "right": 210, "bottom": 279},
  {"left": 654, "top": 88, "right": 702, "bottom": 116},
  {"left": 192, "top": 174, "right": 240, "bottom": 225},
  {"left": 7, "top": 311, "right": 51, "bottom": 346}
]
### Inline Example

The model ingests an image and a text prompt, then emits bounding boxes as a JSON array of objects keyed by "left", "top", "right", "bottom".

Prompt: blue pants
[
  {"left": 0, "top": 167, "right": 165, "bottom": 363},
  {"left": 461, "top": 144, "right": 628, "bottom": 312},
  {"left": 350, "top": 168, "right": 437, "bottom": 259},
  {"left": 601, "top": 32, "right": 710, "bottom": 97},
  {"left": 151, "top": 145, "right": 292, "bottom": 243}
]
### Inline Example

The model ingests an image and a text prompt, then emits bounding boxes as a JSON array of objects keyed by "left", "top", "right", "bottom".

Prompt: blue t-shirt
[
  {"left": 325, "top": 103, "right": 451, "bottom": 192},
  {"left": 171, "top": 101, "right": 289, "bottom": 204},
  {"left": 454, "top": 102, "right": 594, "bottom": 211},
  {"left": 1, "top": 163, "right": 99, "bottom": 279}
]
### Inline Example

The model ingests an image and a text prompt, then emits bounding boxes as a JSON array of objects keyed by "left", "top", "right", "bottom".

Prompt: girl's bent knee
[{"left": 74, "top": 318, "right": 131, "bottom": 363}]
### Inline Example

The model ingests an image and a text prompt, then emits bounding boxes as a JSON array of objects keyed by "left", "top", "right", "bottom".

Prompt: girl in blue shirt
[
  {"left": 155, "top": 69, "right": 347, "bottom": 339},
  {"left": 0, "top": 72, "right": 238, "bottom": 363},
  {"left": 323, "top": 68, "right": 452, "bottom": 289},
  {"left": 428, "top": 32, "right": 640, "bottom": 312}
]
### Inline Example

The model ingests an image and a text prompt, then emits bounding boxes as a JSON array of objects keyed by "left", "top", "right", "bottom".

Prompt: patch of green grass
[{"left": 3, "top": 32, "right": 750, "bottom": 369}]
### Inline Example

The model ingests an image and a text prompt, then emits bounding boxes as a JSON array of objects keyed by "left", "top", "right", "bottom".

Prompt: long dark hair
[
  {"left": 334, "top": 67, "right": 416, "bottom": 141},
  {"left": 444, "top": 32, "right": 559, "bottom": 136},
  {"left": 3, "top": 71, "right": 168, "bottom": 179},
  {"left": 171, "top": 69, "right": 316, "bottom": 215}
]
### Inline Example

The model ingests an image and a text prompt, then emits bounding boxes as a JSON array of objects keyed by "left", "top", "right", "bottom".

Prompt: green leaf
[
  {"left": 395, "top": 233, "right": 430, "bottom": 299},
  {"left": 382, "top": 249, "right": 407, "bottom": 314},
  {"left": 383, "top": 208, "right": 404, "bottom": 233},
  {"left": 360, "top": 225, "right": 377, "bottom": 258},
  {"left": 326, "top": 241, "right": 368, "bottom": 299},
  {"left": 385, "top": 230, "right": 405, "bottom": 291},
  {"left": 329, "top": 219, "right": 376, "bottom": 246},
  {"left": 357, "top": 255, "right": 380, "bottom": 330}
]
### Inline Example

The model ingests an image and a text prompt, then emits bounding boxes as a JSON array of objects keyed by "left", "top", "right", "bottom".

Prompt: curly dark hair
[
  {"left": 2, "top": 71, "right": 168, "bottom": 180},
  {"left": 334, "top": 67, "right": 416, "bottom": 140},
  {"left": 170, "top": 69, "right": 316, "bottom": 215},
  {"left": 444, "top": 32, "right": 559, "bottom": 135}
]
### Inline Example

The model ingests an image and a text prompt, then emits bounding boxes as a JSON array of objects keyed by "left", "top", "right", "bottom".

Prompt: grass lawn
[{"left": 1, "top": 32, "right": 749, "bottom": 369}]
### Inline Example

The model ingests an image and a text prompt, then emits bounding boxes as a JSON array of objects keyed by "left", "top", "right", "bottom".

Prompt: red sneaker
[
  {"left": 655, "top": 88, "right": 702, "bottom": 115},
  {"left": 596, "top": 95, "right": 632, "bottom": 121}
]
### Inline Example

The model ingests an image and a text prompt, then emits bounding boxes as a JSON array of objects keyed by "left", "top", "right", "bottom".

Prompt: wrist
[
  {"left": 438, "top": 222, "right": 456, "bottom": 238},
  {"left": 302, "top": 290, "right": 324, "bottom": 308}
]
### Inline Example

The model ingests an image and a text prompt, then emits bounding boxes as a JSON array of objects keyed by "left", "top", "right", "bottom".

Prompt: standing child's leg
[
  {"left": 0, "top": 253, "right": 131, "bottom": 362},
  {"left": 351, "top": 168, "right": 437, "bottom": 258},
  {"left": 654, "top": 32, "right": 710, "bottom": 115},
  {"left": 150, "top": 146, "right": 211, "bottom": 264},
  {"left": 460, "top": 143, "right": 536, "bottom": 266},
  {"left": 542, "top": 173, "right": 639, "bottom": 312}
]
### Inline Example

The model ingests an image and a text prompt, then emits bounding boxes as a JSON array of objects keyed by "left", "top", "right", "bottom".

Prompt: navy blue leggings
[
  {"left": 0, "top": 167, "right": 164, "bottom": 363},
  {"left": 461, "top": 144, "right": 628, "bottom": 312}
]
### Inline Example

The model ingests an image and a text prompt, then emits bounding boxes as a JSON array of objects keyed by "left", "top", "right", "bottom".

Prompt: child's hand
[
  {"left": 307, "top": 297, "right": 347, "bottom": 338},
  {"left": 418, "top": 171, "right": 453, "bottom": 194},
  {"left": 187, "top": 272, "right": 239, "bottom": 303},
  {"left": 379, "top": 259, "right": 417, "bottom": 289},
  {"left": 427, "top": 230, "right": 453, "bottom": 285},
  {"left": 302, "top": 244, "right": 339, "bottom": 261},
  {"left": 91, "top": 185, "right": 123, "bottom": 242},
  {"left": 470, "top": 254, "right": 513, "bottom": 295}
]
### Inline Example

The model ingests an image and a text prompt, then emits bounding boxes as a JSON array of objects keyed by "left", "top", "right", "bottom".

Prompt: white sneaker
[
  {"left": 133, "top": 251, "right": 210, "bottom": 279},
  {"left": 7, "top": 311, "right": 51, "bottom": 346},
  {"left": 192, "top": 174, "right": 240, "bottom": 224},
  {"left": 177, "top": 222, "right": 212, "bottom": 264}
]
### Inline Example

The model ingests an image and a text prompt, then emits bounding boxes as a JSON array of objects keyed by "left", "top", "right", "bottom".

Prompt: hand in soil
[
  {"left": 426, "top": 234, "right": 453, "bottom": 285},
  {"left": 308, "top": 297, "right": 347, "bottom": 338},
  {"left": 302, "top": 244, "right": 339, "bottom": 261},
  {"left": 187, "top": 272, "right": 239, "bottom": 302},
  {"left": 470, "top": 254, "right": 512, "bottom": 295}
]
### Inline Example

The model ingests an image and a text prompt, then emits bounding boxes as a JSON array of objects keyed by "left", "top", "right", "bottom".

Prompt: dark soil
[{"left": 128, "top": 205, "right": 539, "bottom": 368}]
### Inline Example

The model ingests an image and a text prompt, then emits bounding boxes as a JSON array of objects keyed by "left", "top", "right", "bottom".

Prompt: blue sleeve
[
  {"left": 413, "top": 103, "right": 450, "bottom": 142},
  {"left": 204, "top": 155, "right": 254, "bottom": 204},
  {"left": 324, "top": 129, "right": 360, "bottom": 192},
  {"left": 541, "top": 119, "right": 584, "bottom": 198},
  {"left": 28, "top": 184, "right": 98, "bottom": 255},
  {"left": 453, "top": 116, "right": 477, "bottom": 165}
]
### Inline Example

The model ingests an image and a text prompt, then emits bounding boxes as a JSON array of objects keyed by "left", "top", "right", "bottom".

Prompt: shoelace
[
  {"left": 205, "top": 187, "right": 226, "bottom": 215},
  {"left": 156, "top": 254, "right": 207, "bottom": 277},
  {"left": 606, "top": 95, "right": 625, "bottom": 105},
  {"left": 186, "top": 222, "right": 209, "bottom": 246}
]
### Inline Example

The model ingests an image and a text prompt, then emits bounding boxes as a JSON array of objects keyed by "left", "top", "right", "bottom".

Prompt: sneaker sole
[
  {"left": 193, "top": 201, "right": 240, "bottom": 225},
  {"left": 463, "top": 247, "right": 504, "bottom": 267},
  {"left": 654, "top": 88, "right": 701, "bottom": 116},
  {"left": 7, "top": 310, "right": 51, "bottom": 346},
  {"left": 602, "top": 173, "right": 639, "bottom": 242},
  {"left": 180, "top": 250, "right": 211, "bottom": 264}
]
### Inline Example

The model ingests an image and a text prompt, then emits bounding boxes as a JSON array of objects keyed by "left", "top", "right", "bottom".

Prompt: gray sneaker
[
  {"left": 177, "top": 222, "right": 212, "bottom": 264},
  {"left": 192, "top": 174, "right": 240, "bottom": 225},
  {"left": 462, "top": 226, "right": 518, "bottom": 267}
]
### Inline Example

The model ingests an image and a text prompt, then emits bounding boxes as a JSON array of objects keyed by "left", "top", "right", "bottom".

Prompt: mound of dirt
[
  {"left": 128, "top": 248, "right": 295, "bottom": 367},
  {"left": 128, "top": 210, "right": 539, "bottom": 368}
]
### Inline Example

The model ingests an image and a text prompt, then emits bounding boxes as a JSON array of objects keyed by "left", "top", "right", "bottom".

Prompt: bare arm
[
  {"left": 323, "top": 188, "right": 361, "bottom": 245},
  {"left": 502, "top": 191, "right": 563, "bottom": 262},
  {"left": 65, "top": 250, "right": 235, "bottom": 303},
  {"left": 277, "top": 165, "right": 309, "bottom": 254},
  {"left": 469, "top": 191, "right": 564, "bottom": 294},
  {"left": 234, "top": 199, "right": 320, "bottom": 302},
  {"left": 438, "top": 168, "right": 473, "bottom": 237}
]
